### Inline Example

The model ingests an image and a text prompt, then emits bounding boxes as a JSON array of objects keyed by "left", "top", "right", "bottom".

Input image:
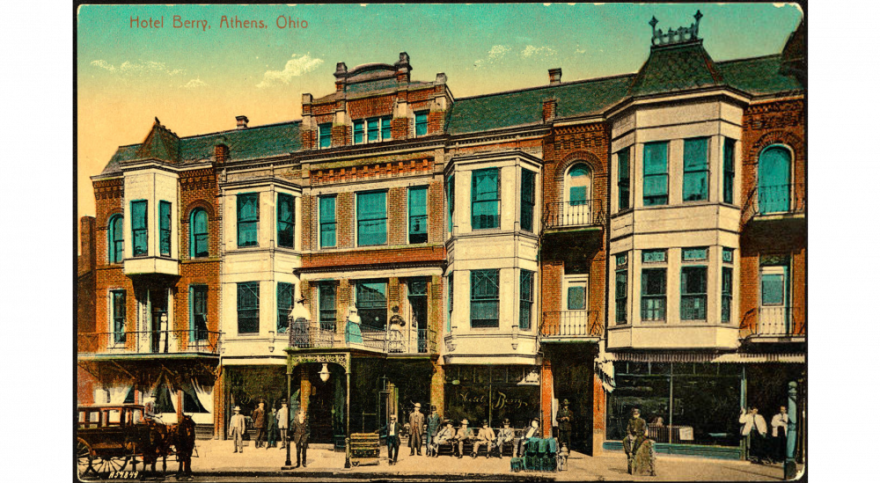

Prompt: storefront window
[
  {"left": 607, "top": 362, "right": 742, "bottom": 447},
  {"left": 445, "top": 365, "right": 541, "bottom": 428}
]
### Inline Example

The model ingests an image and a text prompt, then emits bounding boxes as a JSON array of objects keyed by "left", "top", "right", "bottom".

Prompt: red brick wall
[
  {"left": 79, "top": 216, "right": 97, "bottom": 334},
  {"left": 311, "top": 158, "right": 434, "bottom": 185},
  {"left": 302, "top": 245, "right": 446, "bottom": 270},
  {"left": 541, "top": 357, "right": 553, "bottom": 437},
  {"left": 349, "top": 95, "right": 395, "bottom": 120},
  {"left": 331, "top": 124, "right": 351, "bottom": 147},
  {"left": 391, "top": 117, "right": 410, "bottom": 140},
  {"left": 738, "top": 98, "right": 806, "bottom": 335}
]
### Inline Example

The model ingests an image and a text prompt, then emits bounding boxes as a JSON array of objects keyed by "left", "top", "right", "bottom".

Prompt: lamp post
[
  {"left": 285, "top": 362, "right": 292, "bottom": 467},
  {"left": 784, "top": 381, "right": 798, "bottom": 480}
]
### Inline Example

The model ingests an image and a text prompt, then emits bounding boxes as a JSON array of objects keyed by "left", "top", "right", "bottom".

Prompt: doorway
[
  {"left": 407, "top": 279, "right": 428, "bottom": 353},
  {"left": 149, "top": 289, "right": 168, "bottom": 353}
]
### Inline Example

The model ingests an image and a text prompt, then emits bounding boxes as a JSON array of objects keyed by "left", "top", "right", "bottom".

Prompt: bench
[{"left": 433, "top": 428, "right": 522, "bottom": 458}]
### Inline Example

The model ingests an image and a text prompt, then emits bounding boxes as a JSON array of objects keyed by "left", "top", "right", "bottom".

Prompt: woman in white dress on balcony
[
  {"left": 345, "top": 306, "right": 363, "bottom": 345},
  {"left": 387, "top": 306, "right": 406, "bottom": 353}
]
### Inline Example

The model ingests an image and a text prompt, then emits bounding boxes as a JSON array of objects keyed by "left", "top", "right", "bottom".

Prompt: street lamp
[{"left": 319, "top": 363, "right": 331, "bottom": 383}]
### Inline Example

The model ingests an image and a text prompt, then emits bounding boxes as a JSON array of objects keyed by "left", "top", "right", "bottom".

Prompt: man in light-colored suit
[{"left": 228, "top": 406, "right": 246, "bottom": 453}]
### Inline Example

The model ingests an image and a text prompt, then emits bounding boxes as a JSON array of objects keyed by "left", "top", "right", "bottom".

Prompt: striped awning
[{"left": 605, "top": 352, "right": 804, "bottom": 364}]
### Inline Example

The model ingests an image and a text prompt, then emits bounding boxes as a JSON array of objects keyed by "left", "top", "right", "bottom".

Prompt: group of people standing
[
  {"left": 739, "top": 405, "right": 791, "bottom": 465},
  {"left": 227, "top": 402, "right": 312, "bottom": 468}
]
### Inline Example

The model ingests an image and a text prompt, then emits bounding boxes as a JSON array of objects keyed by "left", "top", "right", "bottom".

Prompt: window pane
[
  {"left": 618, "top": 149, "right": 630, "bottom": 210},
  {"left": 721, "top": 267, "right": 733, "bottom": 323},
  {"left": 409, "top": 187, "right": 428, "bottom": 243},
  {"left": 472, "top": 168, "right": 499, "bottom": 229},
  {"left": 723, "top": 138, "right": 736, "bottom": 204},
  {"left": 521, "top": 170, "right": 535, "bottom": 232},
  {"left": 237, "top": 282, "right": 259, "bottom": 334},
  {"left": 722, "top": 247, "right": 734, "bottom": 263},
  {"left": 356, "top": 281, "right": 387, "bottom": 329},
  {"left": 415, "top": 112, "right": 428, "bottom": 136},
  {"left": 642, "top": 250, "right": 666, "bottom": 263},
  {"left": 191, "top": 286, "right": 208, "bottom": 340},
  {"left": 644, "top": 142, "right": 668, "bottom": 175},
  {"left": 615, "top": 270, "right": 628, "bottom": 324},
  {"left": 112, "top": 291, "right": 126, "bottom": 343},
  {"left": 320, "top": 196, "right": 336, "bottom": 248},
  {"left": 237, "top": 194, "right": 259, "bottom": 248},
  {"left": 642, "top": 269, "right": 666, "bottom": 296},
  {"left": 567, "top": 286, "right": 586, "bottom": 310},
  {"left": 643, "top": 175, "right": 668, "bottom": 198},
  {"left": 354, "top": 121, "right": 364, "bottom": 144},
  {"left": 683, "top": 171, "right": 707, "bottom": 201},
  {"left": 159, "top": 201, "right": 171, "bottom": 257},
  {"left": 131, "top": 201, "right": 148, "bottom": 256},
  {"left": 447, "top": 274, "right": 454, "bottom": 332},
  {"left": 569, "top": 186, "right": 587, "bottom": 206},
  {"left": 447, "top": 175, "right": 455, "bottom": 233},
  {"left": 520, "top": 271, "right": 534, "bottom": 329},
  {"left": 381, "top": 117, "right": 391, "bottom": 140},
  {"left": 357, "top": 191, "right": 387, "bottom": 246},
  {"left": 319, "top": 284, "right": 337, "bottom": 327},
  {"left": 758, "top": 147, "right": 792, "bottom": 213},
  {"left": 682, "top": 248, "right": 707, "bottom": 261},
  {"left": 761, "top": 274, "right": 785, "bottom": 305},
  {"left": 319, "top": 123, "right": 332, "bottom": 148},
  {"left": 367, "top": 118, "right": 379, "bottom": 141},
  {"left": 683, "top": 138, "right": 708, "bottom": 170},
  {"left": 110, "top": 216, "right": 124, "bottom": 263},
  {"left": 681, "top": 267, "right": 707, "bottom": 320},
  {"left": 471, "top": 270, "right": 500, "bottom": 328},
  {"left": 277, "top": 282, "right": 294, "bottom": 332},
  {"left": 277, "top": 193, "right": 295, "bottom": 248}
]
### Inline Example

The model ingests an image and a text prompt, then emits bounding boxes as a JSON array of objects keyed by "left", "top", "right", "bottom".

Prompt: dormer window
[
  {"left": 353, "top": 116, "right": 392, "bottom": 144},
  {"left": 319, "top": 123, "right": 332, "bottom": 148},
  {"left": 415, "top": 111, "right": 428, "bottom": 136}
]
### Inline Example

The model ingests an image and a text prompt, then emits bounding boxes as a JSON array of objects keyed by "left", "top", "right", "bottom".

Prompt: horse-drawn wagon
[{"left": 76, "top": 404, "right": 196, "bottom": 479}]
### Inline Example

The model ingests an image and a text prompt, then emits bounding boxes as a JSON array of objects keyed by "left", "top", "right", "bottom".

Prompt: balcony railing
[
  {"left": 744, "top": 306, "right": 805, "bottom": 339},
  {"left": 287, "top": 320, "right": 434, "bottom": 354},
  {"left": 743, "top": 183, "right": 806, "bottom": 223},
  {"left": 543, "top": 200, "right": 605, "bottom": 230},
  {"left": 77, "top": 330, "right": 221, "bottom": 355},
  {"left": 541, "top": 310, "right": 602, "bottom": 338}
]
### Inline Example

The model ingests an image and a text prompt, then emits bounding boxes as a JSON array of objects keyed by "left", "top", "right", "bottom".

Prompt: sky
[{"left": 77, "top": 2, "right": 803, "bottom": 224}]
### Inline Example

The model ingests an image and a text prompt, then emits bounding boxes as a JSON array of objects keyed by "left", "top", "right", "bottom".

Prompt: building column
[
  {"left": 541, "top": 356, "right": 553, "bottom": 438},
  {"left": 176, "top": 389, "right": 184, "bottom": 422},
  {"left": 592, "top": 367, "right": 606, "bottom": 455},
  {"left": 214, "top": 368, "right": 224, "bottom": 440},
  {"left": 430, "top": 359, "right": 445, "bottom": 418},
  {"left": 300, "top": 366, "right": 312, "bottom": 412}
]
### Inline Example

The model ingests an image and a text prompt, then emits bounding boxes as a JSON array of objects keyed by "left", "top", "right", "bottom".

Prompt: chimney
[
  {"left": 543, "top": 98, "right": 557, "bottom": 122},
  {"left": 236, "top": 115, "right": 249, "bottom": 129},
  {"left": 214, "top": 142, "right": 229, "bottom": 164},
  {"left": 334, "top": 63, "right": 348, "bottom": 92},
  {"left": 395, "top": 52, "right": 411, "bottom": 84},
  {"left": 549, "top": 68, "right": 562, "bottom": 85}
]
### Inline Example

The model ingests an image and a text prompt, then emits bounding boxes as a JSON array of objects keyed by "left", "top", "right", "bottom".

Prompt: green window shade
[
  {"left": 471, "top": 168, "right": 500, "bottom": 229},
  {"left": 381, "top": 117, "right": 391, "bottom": 140},
  {"left": 722, "top": 247, "right": 734, "bottom": 263},
  {"left": 190, "top": 285, "right": 208, "bottom": 340},
  {"left": 237, "top": 193, "right": 259, "bottom": 248},
  {"left": 567, "top": 286, "right": 586, "bottom": 311},
  {"left": 615, "top": 270, "right": 628, "bottom": 324},
  {"left": 415, "top": 112, "right": 428, "bottom": 136},
  {"left": 569, "top": 186, "right": 587, "bottom": 206},
  {"left": 447, "top": 274, "right": 454, "bottom": 332},
  {"left": 761, "top": 274, "right": 785, "bottom": 306},
  {"left": 354, "top": 121, "right": 364, "bottom": 144},
  {"left": 721, "top": 267, "right": 733, "bottom": 323},
  {"left": 112, "top": 290, "right": 126, "bottom": 343},
  {"left": 681, "top": 267, "right": 707, "bottom": 320},
  {"left": 447, "top": 175, "right": 455, "bottom": 233},
  {"left": 641, "top": 268, "right": 666, "bottom": 321},
  {"left": 409, "top": 187, "right": 428, "bottom": 244},
  {"left": 758, "top": 147, "right": 792, "bottom": 213},
  {"left": 131, "top": 200, "right": 148, "bottom": 256},
  {"left": 367, "top": 118, "right": 379, "bottom": 141},
  {"left": 683, "top": 138, "right": 709, "bottom": 201},
  {"left": 191, "top": 209, "right": 208, "bottom": 258},
  {"left": 159, "top": 201, "right": 171, "bottom": 257},
  {"left": 237, "top": 282, "right": 259, "bottom": 334},
  {"left": 319, "top": 123, "right": 332, "bottom": 148},
  {"left": 277, "top": 282, "right": 294, "bottom": 333},
  {"left": 682, "top": 247, "right": 708, "bottom": 261},
  {"left": 277, "top": 193, "right": 295, "bottom": 248},
  {"left": 109, "top": 215, "right": 124, "bottom": 263},
  {"left": 470, "top": 270, "right": 500, "bottom": 328},
  {"left": 519, "top": 270, "right": 534, "bottom": 329},
  {"left": 618, "top": 149, "right": 630, "bottom": 210},
  {"left": 319, "top": 284, "right": 337, "bottom": 329},
  {"left": 357, "top": 190, "right": 387, "bottom": 246},
  {"left": 643, "top": 142, "right": 668, "bottom": 206},
  {"left": 521, "top": 169, "right": 535, "bottom": 232},
  {"left": 319, "top": 196, "right": 336, "bottom": 248},
  {"left": 723, "top": 138, "right": 736, "bottom": 204},
  {"left": 642, "top": 249, "right": 667, "bottom": 263}
]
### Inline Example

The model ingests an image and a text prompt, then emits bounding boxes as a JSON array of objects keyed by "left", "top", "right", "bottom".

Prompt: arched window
[
  {"left": 190, "top": 209, "right": 209, "bottom": 258},
  {"left": 108, "top": 215, "right": 124, "bottom": 263},
  {"left": 562, "top": 163, "right": 593, "bottom": 225},
  {"left": 757, "top": 146, "right": 792, "bottom": 214}
]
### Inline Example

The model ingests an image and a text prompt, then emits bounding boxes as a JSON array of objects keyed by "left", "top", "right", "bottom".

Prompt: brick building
[{"left": 77, "top": 14, "right": 804, "bottom": 460}]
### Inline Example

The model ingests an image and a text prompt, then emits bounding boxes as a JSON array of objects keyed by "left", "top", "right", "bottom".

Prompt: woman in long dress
[{"left": 345, "top": 306, "right": 363, "bottom": 344}]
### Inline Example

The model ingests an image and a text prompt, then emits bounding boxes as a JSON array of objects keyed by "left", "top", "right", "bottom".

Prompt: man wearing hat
[
  {"left": 277, "top": 401, "right": 290, "bottom": 449},
  {"left": 228, "top": 406, "right": 246, "bottom": 453},
  {"left": 425, "top": 405, "right": 441, "bottom": 456},
  {"left": 623, "top": 408, "right": 647, "bottom": 466},
  {"left": 495, "top": 419, "right": 515, "bottom": 457},
  {"left": 253, "top": 401, "right": 267, "bottom": 448},
  {"left": 516, "top": 418, "right": 541, "bottom": 457},
  {"left": 472, "top": 420, "right": 496, "bottom": 458},
  {"left": 375, "top": 414, "right": 404, "bottom": 465},
  {"left": 291, "top": 408, "right": 310, "bottom": 468},
  {"left": 453, "top": 419, "right": 475, "bottom": 458},
  {"left": 430, "top": 420, "right": 455, "bottom": 457},
  {"left": 409, "top": 403, "right": 425, "bottom": 456},
  {"left": 556, "top": 399, "right": 574, "bottom": 450}
]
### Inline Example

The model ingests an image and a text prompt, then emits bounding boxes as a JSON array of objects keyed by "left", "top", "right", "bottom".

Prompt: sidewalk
[{"left": 185, "top": 439, "right": 801, "bottom": 481}]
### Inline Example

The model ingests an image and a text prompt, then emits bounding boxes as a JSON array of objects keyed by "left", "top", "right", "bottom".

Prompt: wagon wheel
[
  {"left": 92, "top": 454, "right": 129, "bottom": 476},
  {"left": 77, "top": 438, "right": 97, "bottom": 478}
]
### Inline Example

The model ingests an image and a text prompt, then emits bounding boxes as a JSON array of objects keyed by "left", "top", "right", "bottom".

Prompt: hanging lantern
[{"left": 319, "top": 363, "right": 331, "bottom": 382}]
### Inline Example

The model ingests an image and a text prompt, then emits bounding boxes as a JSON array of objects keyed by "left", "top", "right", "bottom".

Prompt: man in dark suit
[
  {"left": 253, "top": 402, "right": 266, "bottom": 448},
  {"left": 556, "top": 399, "right": 574, "bottom": 450},
  {"left": 290, "top": 408, "right": 310, "bottom": 468},
  {"left": 376, "top": 414, "right": 404, "bottom": 465}
]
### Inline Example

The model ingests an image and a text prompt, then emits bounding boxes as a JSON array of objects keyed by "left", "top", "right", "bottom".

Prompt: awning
[{"left": 605, "top": 352, "right": 804, "bottom": 364}]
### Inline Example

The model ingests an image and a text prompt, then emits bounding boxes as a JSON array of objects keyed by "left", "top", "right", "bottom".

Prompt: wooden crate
[{"left": 350, "top": 433, "right": 380, "bottom": 466}]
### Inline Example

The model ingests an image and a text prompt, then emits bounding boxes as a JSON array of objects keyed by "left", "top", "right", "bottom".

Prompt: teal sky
[{"left": 77, "top": 3, "right": 803, "bottom": 221}]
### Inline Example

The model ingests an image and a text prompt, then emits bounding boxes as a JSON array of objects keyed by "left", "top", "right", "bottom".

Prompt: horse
[{"left": 134, "top": 415, "right": 197, "bottom": 478}]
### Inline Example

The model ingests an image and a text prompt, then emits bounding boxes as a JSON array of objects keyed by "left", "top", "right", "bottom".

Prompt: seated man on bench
[
  {"left": 453, "top": 419, "right": 475, "bottom": 459},
  {"left": 516, "top": 418, "right": 541, "bottom": 457},
  {"left": 494, "top": 418, "right": 515, "bottom": 457},
  {"left": 430, "top": 420, "right": 455, "bottom": 457},
  {"left": 471, "top": 420, "right": 496, "bottom": 458}
]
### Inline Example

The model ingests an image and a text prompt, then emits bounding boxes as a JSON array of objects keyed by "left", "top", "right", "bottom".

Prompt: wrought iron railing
[
  {"left": 287, "top": 319, "right": 434, "bottom": 354},
  {"left": 745, "top": 306, "right": 805, "bottom": 338},
  {"left": 742, "top": 183, "right": 806, "bottom": 224},
  {"left": 77, "top": 330, "right": 221, "bottom": 355},
  {"left": 543, "top": 200, "right": 605, "bottom": 229},
  {"left": 540, "top": 310, "right": 601, "bottom": 338}
]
